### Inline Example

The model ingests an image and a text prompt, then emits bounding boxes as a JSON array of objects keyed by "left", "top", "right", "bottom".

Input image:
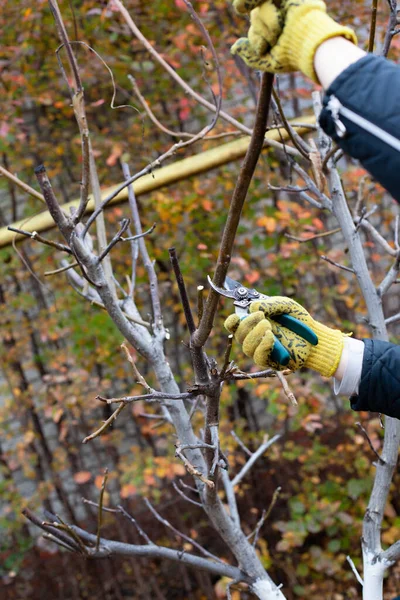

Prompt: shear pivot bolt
[{"left": 236, "top": 287, "right": 247, "bottom": 298}]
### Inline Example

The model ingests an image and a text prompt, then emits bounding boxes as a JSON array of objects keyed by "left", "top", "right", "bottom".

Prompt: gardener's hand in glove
[
  {"left": 225, "top": 296, "right": 345, "bottom": 377},
  {"left": 231, "top": 0, "right": 357, "bottom": 82}
]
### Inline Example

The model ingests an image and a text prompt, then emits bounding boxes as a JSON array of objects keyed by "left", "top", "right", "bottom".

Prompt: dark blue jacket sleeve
[
  {"left": 350, "top": 339, "right": 400, "bottom": 418},
  {"left": 319, "top": 55, "right": 400, "bottom": 202}
]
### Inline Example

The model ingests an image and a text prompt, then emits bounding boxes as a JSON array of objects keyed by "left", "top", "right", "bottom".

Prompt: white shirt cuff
[{"left": 333, "top": 337, "right": 364, "bottom": 396}]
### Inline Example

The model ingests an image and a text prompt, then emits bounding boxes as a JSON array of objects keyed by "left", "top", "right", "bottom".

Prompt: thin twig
[
  {"left": 144, "top": 498, "right": 223, "bottom": 563},
  {"left": 137, "top": 412, "right": 167, "bottom": 422},
  {"left": 377, "top": 250, "right": 400, "bottom": 297},
  {"left": 290, "top": 122, "right": 318, "bottom": 130},
  {"left": 285, "top": 228, "right": 341, "bottom": 243},
  {"left": 268, "top": 184, "right": 309, "bottom": 193},
  {"left": 355, "top": 422, "right": 385, "bottom": 465},
  {"left": 96, "top": 469, "right": 109, "bottom": 552},
  {"left": 249, "top": 488, "right": 282, "bottom": 547},
  {"left": 182, "top": 0, "right": 222, "bottom": 115},
  {"left": 179, "top": 442, "right": 216, "bottom": 451},
  {"left": 221, "top": 470, "right": 240, "bottom": 527},
  {"left": 49, "top": 1, "right": 91, "bottom": 223},
  {"left": 175, "top": 443, "right": 215, "bottom": 489},
  {"left": 394, "top": 215, "right": 400, "bottom": 250},
  {"left": 346, "top": 555, "right": 364, "bottom": 586},
  {"left": 353, "top": 217, "right": 395, "bottom": 256},
  {"left": 320, "top": 255, "right": 355, "bottom": 274},
  {"left": 368, "top": 0, "right": 379, "bottom": 51},
  {"left": 169, "top": 247, "right": 196, "bottom": 334},
  {"left": 322, "top": 145, "right": 343, "bottom": 171},
  {"left": 0, "top": 165, "right": 45, "bottom": 203},
  {"left": 231, "top": 431, "right": 253, "bottom": 457},
  {"left": 22, "top": 509, "right": 81, "bottom": 553},
  {"left": 111, "top": 0, "right": 247, "bottom": 135},
  {"left": 97, "top": 218, "right": 130, "bottom": 262},
  {"left": 96, "top": 391, "right": 192, "bottom": 404},
  {"left": 230, "top": 368, "right": 278, "bottom": 380},
  {"left": 116, "top": 505, "right": 154, "bottom": 545},
  {"left": 385, "top": 311, "right": 400, "bottom": 325},
  {"left": 42, "top": 533, "right": 76, "bottom": 552},
  {"left": 231, "top": 435, "right": 281, "bottom": 488},
  {"left": 179, "top": 480, "right": 200, "bottom": 494},
  {"left": 128, "top": 75, "right": 238, "bottom": 140},
  {"left": 290, "top": 161, "right": 332, "bottom": 210},
  {"left": 249, "top": 510, "right": 267, "bottom": 546},
  {"left": 84, "top": 3, "right": 223, "bottom": 239},
  {"left": 49, "top": 0, "right": 81, "bottom": 91},
  {"left": 77, "top": 295, "right": 150, "bottom": 327},
  {"left": 7, "top": 227, "right": 73, "bottom": 254},
  {"left": 276, "top": 371, "right": 297, "bottom": 406},
  {"left": 121, "top": 342, "right": 151, "bottom": 390},
  {"left": 122, "top": 163, "right": 163, "bottom": 330},
  {"left": 82, "top": 498, "right": 119, "bottom": 513},
  {"left": 44, "top": 516, "right": 89, "bottom": 555},
  {"left": 82, "top": 402, "right": 126, "bottom": 444},
  {"left": 172, "top": 481, "right": 203, "bottom": 508},
  {"left": 197, "top": 285, "right": 204, "bottom": 323},
  {"left": 271, "top": 88, "right": 310, "bottom": 159},
  {"left": 44, "top": 261, "right": 79, "bottom": 276},
  {"left": 122, "top": 223, "right": 156, "bottom": 242},
  {"left": 209, "top": 425, "right": 221, "bottom": 477},
  {"left": 381, "top": 0, "right": 400, "bottom": 57},
  {"left": 129, "top": 75, "right": 193, "bottom": 139},
  {"left": 353, "top": 176, "right": 368, "bottom": 218},
  {"left": 256, "top": 487, "right": 281, "bottom": 540},
  {"left": 220, "top": 335, "right": 234, "bottom": 379}
]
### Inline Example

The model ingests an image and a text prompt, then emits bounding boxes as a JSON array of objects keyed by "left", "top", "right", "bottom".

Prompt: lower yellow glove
[
  {"left": 231, "top": 0, "right": 357, "bottom": 82},
  {"left": 225, "top": 296, "right": 345, "bottom": 377}
]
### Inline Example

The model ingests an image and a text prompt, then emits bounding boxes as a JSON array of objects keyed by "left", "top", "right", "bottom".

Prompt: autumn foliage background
[{"left": 2, "top": 0, "right": 400, "bottom": 598}]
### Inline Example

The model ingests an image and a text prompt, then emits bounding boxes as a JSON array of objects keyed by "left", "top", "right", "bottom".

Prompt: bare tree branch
[
  {"left": 7, "top": 227, "right": 73, "bottom": 254},
  {"left": 0, "top": 165, "right": 45, "bottom": 203},
  {"left": 193, "top": 72, "right": 274, "bottom": 347}
]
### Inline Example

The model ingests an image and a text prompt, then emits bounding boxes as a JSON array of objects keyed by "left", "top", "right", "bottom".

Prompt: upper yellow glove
[
  {"left": 231, "top": 0, "right": 357, "bottom": 82},
  {"left": 233, "top": 0, "right": 265, "bottom": 15},
  {"left": 225, "top": 296, "right": 345, "bottom": 377}
]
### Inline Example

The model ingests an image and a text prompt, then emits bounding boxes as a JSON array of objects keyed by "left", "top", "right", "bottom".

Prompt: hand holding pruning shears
[{"left": 209, "top": 276, "right": 345, "bottom": 377}]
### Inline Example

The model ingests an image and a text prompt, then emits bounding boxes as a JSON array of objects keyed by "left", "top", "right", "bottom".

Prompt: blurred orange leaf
[
  {"left": 257, "top": 216, "right": 276, "bottom": 233},
  {"left": 202, "top": 199, "right": 213, "bottom": 212},
  {"left": 121, "top": 484, "right": 137, "bottom": 498},
  {"left": 106, "top": 143, "right": 123, "bottom": 167},
  {"left": 74, "top": 471, "right": 92, "bottom": 484}
]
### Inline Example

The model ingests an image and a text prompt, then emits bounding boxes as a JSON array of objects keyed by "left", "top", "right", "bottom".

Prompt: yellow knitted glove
[
  {"left": 225, "top": 297, "right": 344, "bottom": 376},
  {"left": 231, "top": 0, "right": 357, "bottom": 82}
]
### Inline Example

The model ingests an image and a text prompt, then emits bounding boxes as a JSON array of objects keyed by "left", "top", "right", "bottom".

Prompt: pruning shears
[{"left": 208, "top": 275, "right": 318, "bottom": 366}]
